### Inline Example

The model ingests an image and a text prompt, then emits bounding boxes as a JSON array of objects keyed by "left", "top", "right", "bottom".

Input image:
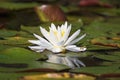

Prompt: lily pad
[
  {"left": 93, "top": 54, "right": 120, "bottom": 62},
  {"left": 0, "top": 61, "right": 69, "bottom": 72},
  {"left": 91, "top": 37, "right": 120, "bottom": 48},
  {"left": 0, "top": 2, "right": 38, "bottom": 10},
  {"left": 0, "top": 36, "right": 32, "bottom": 47},
  {"left": 21, "top": 25, "right": 42, "bottom": 36},
  {"left": 21, "top": 72, "right": 96, "bottom": 80},
  {"left": 70, "top": 65, "right": 120, "bottom": 75},
  {"left": 0, "top": 47, "right": 47, "bottom": 62},
  {"left": 0, "top": 29, "right": 18, "bottom": 38},
  {"left": 0, "top": 44, "right": 12, "bottom": 51},
  {"left": 84, "top": 21, "right": 120, "bottom": 38}
]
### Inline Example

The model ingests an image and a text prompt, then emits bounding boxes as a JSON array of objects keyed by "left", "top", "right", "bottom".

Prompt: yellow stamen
[
  {"left": 54, "top": 31, "right": 58, "bottom": 35},
  {"left": 61, "top": 30, "right": 65, "bottom": 36}
]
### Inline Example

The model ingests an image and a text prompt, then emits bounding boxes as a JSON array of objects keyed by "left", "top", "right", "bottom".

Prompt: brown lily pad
[
  {"left": 35, "top": 4, "right": 67, "bottom": 22},
  {"left": 100, "top": 73, "right": 120, "bottom": 78},
  {"left": 20, "top": 72, "right": 96, "bottom": 80},
  {"left": 91, "top": 37, "right": 120, "bottom": 48}
]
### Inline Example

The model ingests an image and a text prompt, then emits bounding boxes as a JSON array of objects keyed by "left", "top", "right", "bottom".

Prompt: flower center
[
  {"left": 53, "top": 45, "right": 66, "bottom": 53},
  {"left": 53, "top": 30, "right": 58, "bottom": 35},
  {"left": 61, "top": 30, "right": 65, "bottom": 37}
]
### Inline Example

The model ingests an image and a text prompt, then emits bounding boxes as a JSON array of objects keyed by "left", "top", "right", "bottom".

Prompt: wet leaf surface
[
  {"left": 0, "top": 61, "right": 69, "bottom": 72},
  {"left": 0, "top": 47, "right": 47, "bottom": 62},
  {"left": 70, "top": 65, "right": 120, "bottom": 75}
]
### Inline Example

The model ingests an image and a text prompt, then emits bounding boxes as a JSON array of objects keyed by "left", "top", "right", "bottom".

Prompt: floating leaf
[
  {"left": 21, "top": 72, "right": 96, "bottom": 80},
  {"left": 0, "top": 47, "right": 47, "bottom": 62},
  {"left": 91, "top": 37, "right": 120, "bottom": 48},
  {"left": 0, "top": 2, "right": 38, "bottom": 10},
  {"left": 21, "top": 25, "right": 42, "bottom": 36},
  {"left": 84, "top": 21, "right": 120, "bottom": 38},
  {"left": 93, "top": 54, "right": 120, "bottom": 62},
  {"left": 87, "top": 45, "right": 117, "bottom": 51},
  {"left": 0, "top": 61, "right": 69, "bottom": 73},
  {"left": 112, "top": 51, "right": 120, "bottom": 57},
  {"left": 0, "top": 36, "right": 32, "bottom": 47},
  {"left": 0, "top": 44, "right": 12, "bottom": 51},
  {"left": 16, "top": 31, "right": 34, "bottom": 38},
  {"left": 0, "top": 29, "right": 17, "bottom": 37},
  {"left": 70, "top": 65, "right": 120, "bottom": 75}
]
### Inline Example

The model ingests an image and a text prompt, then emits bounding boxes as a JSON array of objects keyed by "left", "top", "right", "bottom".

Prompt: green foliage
[
  {"left": 0, "top": 61, "right": 69, "bottom": 72},
  {"left": 0, "top": 37, "right": 31, "bottom": 47},
  {"left": 93, "top": 54, "right": 120, "bottom": 62},
  {"left": 84, "top": 21, "right": 120, "bottom": 38},
  {"left": 0, "top": 2, "right": 38, "bottom": 10},
  {"left": 70, "top": 65, "right": 120, "bottom": 75},
  {"left": 0, "top": 47, "right": 47, "bottom": 62},
  {"left": 0, "top": 29, "right": 17, "bottom": 38}
]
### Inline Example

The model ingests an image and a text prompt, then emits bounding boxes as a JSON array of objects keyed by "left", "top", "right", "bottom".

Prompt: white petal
[
  {"left": 40, "top": 27, "right": 57, "bottom": 45},
  {"left": 33, "top": 33, "right": 52, "bottom": 47},
  {"left": 64, "top": 29, "right": 80, "bottom": 46},
  {"left": 28, "top": 46, "right": 45, "bottom": 52},
  {"left": 40, "top": 27, "right": 51, "bottom": 41},
  {"left": 61, "top": 24, "right": 65, "bottom": 31},
  {"left": 56, "top": 40, "right": 64, "bottom": 46},
  {"left": 28, "top": 40, "right": 52, "bottom": 49},
  {"left": 40, "top": 27, "right": 49, "bottom": 37},
  {"left": 63, "top": 21, "right": 68, "bottom": 30},
  {"left": 49, "top": 29, "right": 58, "bottom": 44},
  {"left": 40, "top": 27, "right": 53, "bottom": 43},
  {"left": 51, "top": 23, "right": 57, "bottom": 31},
  {"left": 61, "top": 24, "right": 71, "bottom": 43},
  {"left": 57, "top": 26, "right": 62, "bottom": 40},
  {"left": 60, "top": 22, "right": 67, "bottom": 35},
  {"left": 51, "top": 47, "right": 62, "bottom": 53},
  {"left": 66, "top": 45, "right": 86, "bottom": 52},
  {"left": 28, "top": 40, "right": 42, "bottom": 45},
  {"left": 79, "top": 47, "right": 87, "bottom": 51},
  {"left": 66, "top": 45, "right": 76, "bottom": 48},
  {"left": 70, "top": 34, "right": 86, "bottom": 45}
]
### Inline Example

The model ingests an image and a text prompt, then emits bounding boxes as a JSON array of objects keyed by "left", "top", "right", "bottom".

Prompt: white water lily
[{"left": 28, "top": 21, "right": 86, "bottom": 53}]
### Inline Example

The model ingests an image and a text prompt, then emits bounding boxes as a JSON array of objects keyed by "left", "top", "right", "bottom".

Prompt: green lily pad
[
  {"left": 17, "top": 31, "right": 34, "bottom": 38},
  {"left": 0, "top": 44, "right": 12, "bottom": 51},
  {"left": 70, "top": 65, "right": 120, "bottom": 75},
  {"left": 0, "top": 61, "right": 69, "bottom": 72},
  {"left": 84, "top": 21, "right": 120, "bottom": 38},
  {"left": 109, "top": 51, "right": 120, "bottom": 57},
  {"left": 93, "top": 54, "right": 120, "bottom": 62},
  {"left": 0, "top": 47, "right": 47, "bottom": 62},
  {"left": 21, "top": 25, "right": 42, "bottom": 36},
  {"left": 0, "top": 73, "right": 37, "bottom": 80},
  {"left": 0, "top": 36, "right": 32, "bottom": 47},
  {"left": 87, "top": 45, "right": 117, "bottom": 51},
  {"left": 0, "top": 29, "right": 18, "bottom": 38},
  {"left": 0, "top": 2, "right": 38, "bottom": 10}
]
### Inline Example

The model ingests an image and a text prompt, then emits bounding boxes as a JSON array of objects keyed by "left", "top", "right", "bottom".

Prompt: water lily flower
[{"left": 28, "top": 21, "right": 86, "bottom": 53}]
